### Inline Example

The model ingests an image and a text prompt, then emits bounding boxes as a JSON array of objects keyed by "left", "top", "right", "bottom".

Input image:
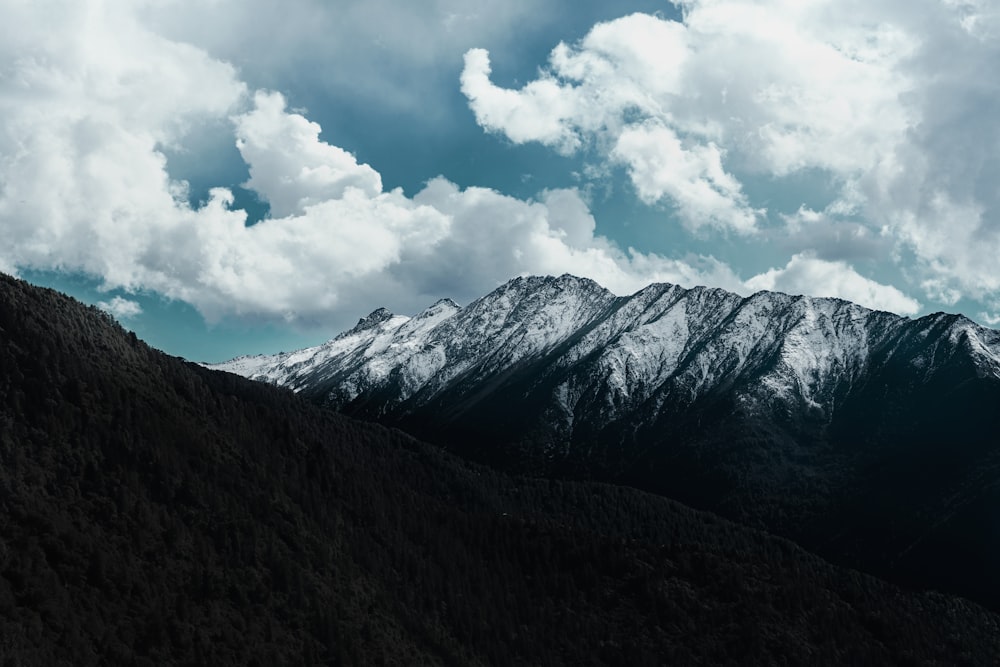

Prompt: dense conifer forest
[{"left": 1, "top": 272, "right": 999, "bottom": 665}]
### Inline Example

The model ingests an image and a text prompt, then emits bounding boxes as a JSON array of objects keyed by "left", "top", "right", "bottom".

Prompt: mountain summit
[{"left": 211, "top": 273, "right": 1000, "bottom": 431}]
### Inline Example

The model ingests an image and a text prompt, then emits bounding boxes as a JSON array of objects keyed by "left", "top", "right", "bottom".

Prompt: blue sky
[{"left": 3, "top": 1, "right": 1000, "bottom": 361}]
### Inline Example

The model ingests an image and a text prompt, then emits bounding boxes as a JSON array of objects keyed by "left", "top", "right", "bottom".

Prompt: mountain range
[
  {"left": 9, "top": 274, "right": 1000, "bottom": 662},
  {"left": 211, "top": 274, "right": 1000, "bottom": 610}
]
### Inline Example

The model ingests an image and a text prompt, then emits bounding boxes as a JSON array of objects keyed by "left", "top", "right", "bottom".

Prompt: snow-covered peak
[
  {"left": 429, "top": 297, "right": 460, "bottom": 310},
  {"left": 349, "top": 307, "right": 394, "bottom": 334},
  {"left": 208, "top": 352, "right": 279, "bottom": 379},
  {"left": 416, "top": 298, "right": 460, "bottom": 320},
  {"left": 208, "top": 274, "right": 1000, "bottom": 430},
  {"left": 941, "top": 315, "right": 1000, "bottom": 377}
]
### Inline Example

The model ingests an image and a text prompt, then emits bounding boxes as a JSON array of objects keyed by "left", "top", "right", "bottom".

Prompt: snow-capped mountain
[
  {"left": 210, "top": 274, "right": 1000, "bottom": 607},
  {"left": 211, "top": 273, "right": 1000, "bottom": 437}
]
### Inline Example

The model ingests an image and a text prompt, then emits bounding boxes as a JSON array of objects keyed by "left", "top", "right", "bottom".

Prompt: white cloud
[
  {"left": 97, "top": 296, "right": 143, "bottom": 320},
  {"left": 236, "top": 91, "right": 382, "bottom": 218},
  {"left": 0, "top": 3, "right": 748, "bottom": 327},
  {"left": 406, "top": 178, "right": 747, "bottom": 300},
  {"left": 0, "top": 0, "right": 935, "bottom": 335},
  {"left": 460, "top": 8, "right": 911, "bottom": 234},
  {"left": 461, "top": 1, "right": 1000, "bottom": 315},
  {"left": 746, "top": 253, "right": 921, "bottom": 316},
  {"left": 612, "top": 123, "right": 760, "bottom": 234},
  {"left": 675, "top": 1, "right": 916, "bottom": 176},
  {"left": 0, "top": 0, "right": 246, "bottom": 291},
  {"left": 460, "top": 48, "right": 584, "bottom": 153},
  {"left": 461, "top": 14, "right": 763, "bottom": 234}
]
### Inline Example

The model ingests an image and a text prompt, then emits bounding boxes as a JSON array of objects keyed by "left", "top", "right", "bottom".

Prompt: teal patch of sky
[
  {"left": 159, "top": 117, "right": 270, "bottom": 225},
  {"left": 163, "top": 1, "right": 684, "bottom": 227},
  {"left": 273, "top": 0, "right": 682, "bottom": 197},
  {"left": 736, "top": 168, "right": 848, "bottom": 268},
  {"left": 741, "top": 169, "right": 927, "bottom": 305},
  {"left": 953, "top": 297, "right": 997, "bottom": 326},
  {"left": 741, "top": 169, "right": 842, "bottom": 221}
]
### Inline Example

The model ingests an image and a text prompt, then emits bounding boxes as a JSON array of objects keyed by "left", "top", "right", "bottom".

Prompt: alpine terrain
[
  {"left": 212, "top": 274, "right": 1000, "bottom": 609},
  {"left": 10, "top": 275, "right": 1000, "bottom": 663}
]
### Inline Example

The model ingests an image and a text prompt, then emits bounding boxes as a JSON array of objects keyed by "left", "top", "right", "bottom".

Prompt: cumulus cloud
[
  {"left": 0, "top": 0, "right": 246, "bottom": 290},
  {"left": 745, "top": 253, "right": 921, "bottom": 316},
  {"left": 612, "top": 124, "right": 759, "bottom": 234},
  {"left": 460, "top": 6, "right": 909, "bottom": 233},
  {"left": 236, "top": 91, "right": 382, "bottom": 218},
  {"left": 406, "top": 178, "right": 748, "bottom": 299},
  {"left": 460, "top": 48, "right": 584, "bottom": 152},
  {"left": 0, "top": 0, "right": 936, "bottom": 333},
  {"left": 0, "top": 2, "right": 747, "bottom": 327},
  {"left": 461, "top": 5, "right": 912, "bottom": 192},
  {"left": 97, "top": 297, "right": 144, "bottom": 320},
  {"left": 461, "top": 1, "right": 1000, "bottom": 317},
  {"left": 461, "top": 20, "right": 764, "bottom": 235}
]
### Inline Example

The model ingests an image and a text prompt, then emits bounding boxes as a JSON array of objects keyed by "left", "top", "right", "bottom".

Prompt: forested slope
[{"left": 1, "top": 273, "right": 999, "bottom": 665}]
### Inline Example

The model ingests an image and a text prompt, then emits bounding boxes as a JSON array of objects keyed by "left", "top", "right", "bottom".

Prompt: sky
[{"left": 2, "top": 0, "right": 1000, "bottom": 362}]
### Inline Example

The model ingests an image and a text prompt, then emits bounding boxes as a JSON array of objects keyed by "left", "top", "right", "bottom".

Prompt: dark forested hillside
[{"left": 1, "top": 272, "right": 999, "bottom": 665}]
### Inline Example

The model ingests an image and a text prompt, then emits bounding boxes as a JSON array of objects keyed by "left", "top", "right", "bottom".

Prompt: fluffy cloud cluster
[
  {"left": 0, "top": 0, "right": 244, "bottom": 292},
  {"left": 0, "top": 0, "right": 940, "bottom": 331},
  {"left": 746, "top": 253, "right": 920, "bottom": 316},
  {"left": 462, "top": 1, "right": 1000, "bottom": 317},
  {"left": 231, "top": 92, "right": 757, "bottom": 314},
  {"left": 462, "top": 31, "right": 763, "bottom": 235},
  {"left": 0, "top": 0, "right": 754, "bottom": 325},
  {"left": 463, "top": 7, "right": 911, "bottom": 198}
]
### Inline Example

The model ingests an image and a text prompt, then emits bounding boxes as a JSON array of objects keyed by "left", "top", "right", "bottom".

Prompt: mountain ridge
[{"left": 209, "top": 273, "right": 1000, "bottom": 429}]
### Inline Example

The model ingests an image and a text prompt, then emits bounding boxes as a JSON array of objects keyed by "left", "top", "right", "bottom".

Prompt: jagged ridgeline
[
  {"left": 2, "top": 279, "right": 1000, "bottom": 663},
  {"left": 212, "top": 274, "right": 1000, "bottom": 611}
]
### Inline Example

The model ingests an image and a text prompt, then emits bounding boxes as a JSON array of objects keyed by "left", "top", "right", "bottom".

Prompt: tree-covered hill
[{"left": 1, "top": 272, "right": 998, "bottom": 665}]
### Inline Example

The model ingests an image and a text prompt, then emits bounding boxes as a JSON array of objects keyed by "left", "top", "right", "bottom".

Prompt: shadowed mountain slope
[{"left": 212, "top": 274, "right": 1000, "bottom": 610}]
